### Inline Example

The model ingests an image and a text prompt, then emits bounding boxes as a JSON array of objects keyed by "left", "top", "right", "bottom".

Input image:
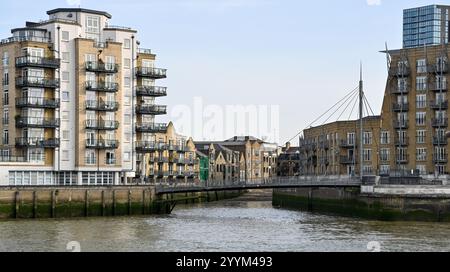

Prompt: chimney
[{"left": 285, "top": 142, "right": 291, "bottom": 150}]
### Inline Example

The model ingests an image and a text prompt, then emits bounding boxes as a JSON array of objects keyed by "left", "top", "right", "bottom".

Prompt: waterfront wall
[
  {"left": 273, "top": 187, "right": 450, "bottom": 222},
  {"left": 0, "top": 186, "right": 244, "bottom": 219}
]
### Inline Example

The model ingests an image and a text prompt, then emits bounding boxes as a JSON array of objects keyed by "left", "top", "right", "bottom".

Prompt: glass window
[
  {"left": 61, "top": 31, "right": 70, "bottom": 41},
  {"left": 62, "top": 52, "right": 70, "bottom": 63},
  {"left": 124, "top": 39, "right": 131, "bottom": 49}
]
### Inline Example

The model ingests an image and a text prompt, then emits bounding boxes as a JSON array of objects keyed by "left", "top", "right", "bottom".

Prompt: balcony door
[
  {"left": 23, "top": 47, "right": 43, "bottom": 63},
  {"left": 23, "top": 88, "right": 43, "bottom": 105}
]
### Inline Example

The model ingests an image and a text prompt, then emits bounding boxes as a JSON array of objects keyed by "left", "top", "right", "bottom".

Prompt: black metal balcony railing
[
  {"left": 15, "top": 137, "right": 60, "bottom": 148},
  {"left": 105, "top": 158, "right": 117, "bottom": 165},
  {"left": 390, "top": 84, "right": 409, "bottom": 94},
  {"left": 85, "top": 61, "right": 119, "bottom": 73},
  {"left": 15, "top": 117, "right": 60, "bottom": 128},
  {"left": 85, "top": 81, "right": 119, "bottom": 92},
  {"left": 16, "top": 77, "right": 60, "bottom": 89},
  {"left": 340, "top": 140, "right": 356, "bottom": 149},
  {"left": 136, "top": 123, "right": 168, "bottom": 133},
  {"left": 85, "top": 100, "right": 119, "bottom": 111},
  {"left": 136, "top": 141, "right": 167, "bottom": 152},
  {"left": 433, "top": 136, "right": 448, "bottom": 146},
  {"left": 428, "top": 63, "right": 449, "bottom": 74},
  {"left": 16, "top": 97, "right": 60, "bottom": 109},
  {"left": 394, "top": 137, "right": 409, "bottom": 147},
  {"left": 429, "top": 82, "right": 448, "bottom": 92},
  {"left": 432, "top": 118, "right": 449, "bottom": 128},
  {"left": 392, "top": 103, "right": 409, "bottom": 112},
  {"left": 16, "top": 56, "right": 60, "bottom": 69},
  {"left": 136, "top": 67, "right": 167, "bottom": 79},
  {"left": 340, "top": 156, "right": 356, "bottom": 165},
  {"left": 136, "top": 105, "right": 167, "bottom": 115},
  {"left": 393, "top": 120, "right": 409, "bottom": 129},
  {"left": 85, "top": 119, "right": 120, "bottom": 130},
  {"left": 433, "top": 154, "right": 448, "bottom": 164},
  {"left": 85, "top": 139, "right": 119, "bottom": 149},
  {"left": 430, "top": 100, "right": 449, "bottom": 110},
  {"left": 396, "top": 155, "right": 409, "bottom": 164},
  {"left": 135, "top": 86, "right": 167, "bottom": 97},
  {"left": 389, "top": 66, "right": 410, "bottom": 77}
]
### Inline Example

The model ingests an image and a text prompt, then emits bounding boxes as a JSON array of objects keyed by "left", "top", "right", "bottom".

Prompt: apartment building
[
  {"left": 0, "top": 8, "right": 167, "bottom": 185},
  {"left": 277, "top": 143, "right": 301, "bottom": 177},
  {"left": 194, "top": 142, "right": 240, "bottom": 182},
  {"left": 299, "top": 117, "right": 381, "bottom": 176},
  {"left": 136, "top": 122, "right": 197, "bottom": 183}
]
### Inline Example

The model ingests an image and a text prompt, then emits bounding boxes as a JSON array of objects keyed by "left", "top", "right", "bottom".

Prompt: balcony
[
  {"left": 136, "top": 105, "right": 167, "bottom": 115},
  {"left": 340, "top": 156, "right": 356, "bottom": 165},
  {"left": 390, "top": 84, "right": 409, "bottom": 94},
  {"left": 16, "top": 77, "right": 59, "bottom": 89},
  {"left": 151, "top": 157, "right": 169, "bottom": 163},
  {"left": 105, "top": 158, "right": 117, "bottom": 165},
  {"left": 392, "top": 103, "right": 409, "bottom": 112},
  {"left": 428, "top": 63, "right": 449, "bottom": 74},
  {"left": 429, "top": 82, "right": 448, "bottom": 92},
  {"left": 85, "top": 61, "right": 119, "bottom": 73},
  {"left": 85, "top": 119, "right": 120, "bottom": 130},
  {"left": 15, "top": 138, "right": 60, "bottom": 148},
  {"left": 85, "top": 100, "right": 119, "bottom": 111},
  {"left": 176, "top": 171, "right": 186, "bottom": 178},
  {"left": 136, "top": 67, "right": 167, "bottom": 79},
  {"left": 394, "top": 137, "right": 409, "bottom": 147},
  {"left": 16, "top": 97, "right": 60, "bottom": 109},
  {"left": 430, "top": 100, "right": 449, "bottom": 110},
  {"left": 340, "top": 140, "right": 356, "bottom": 149},
  {"left": 136, "top": 123, "right": 168, "bottom": 133},
  {"left": 86, "top": 139, "right": 119, "bottom": 149},
  {"left": 389, "top": 66, "right": 410, "bottom": 77},
  {"left": 136, "top": 86, "right": 167, "bottom": 97},
  {"left": 433, "top": 136, "right": 448, "bottom": 146},
  {"left": 136, "top": 141, "right": 166, "bottom": 153},
  {"left": 15, "top": 117, "right": 60, "bottom": 128},
  {"left": 433, "top": 154, "right": 448, "bottom": 164},
  {"left": 16, "top": 56, "right": 60, "bottom": 69},
  {"left": 432, "top": 118, "right": 448, "bottom": 128},
  {"left": 85, "top": 81, "right": 119, "bottom": 92},
  {"left": 396, "top": 155, "right": 409, "bottom": 164},
  {"left": 393, "top": 120, "right": 409, "bottom": 129}
]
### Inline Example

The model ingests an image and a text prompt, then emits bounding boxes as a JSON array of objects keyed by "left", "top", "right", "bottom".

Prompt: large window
[
  {"left": 416, "top": 112, "right": 426, "bottom": 126},
  {"left": 416, "top": 148, "right": 427, "bottom": 161},
  {"left": 417, "top": 130, "right": 426, "bottom": 144},
  {"left": 416, "top": 76, "right": 427, "bottom": 91},
  {"left": 380, "top": 131, "right": 390, "bottom": 145},
  {"left": 86, "top": 16, "right": 100, "bottom": 41},
  {"left": 416, "top": 94, "right": 427, "bottom": 108}
]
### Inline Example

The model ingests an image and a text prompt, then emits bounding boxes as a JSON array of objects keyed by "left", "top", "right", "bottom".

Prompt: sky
[{"left": 0, "top": 0, "right": 445, "bottom": 145}]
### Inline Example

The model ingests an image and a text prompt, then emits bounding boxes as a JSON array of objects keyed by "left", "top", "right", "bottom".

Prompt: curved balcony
[
  {"left": 136, "top": 105, "right": 167, "bottom": 115},
  {"left": 136, "top": 141, "right": 167, "bottom": 153},
  {"left": 85, "top": 81, "right": 119, "bottom": 92},
  {"left": 390, "top": 84, "right": 409, "bottom": 94},
  {"left": 429, "top": 82, "right": 448, "bottom": 92},
  {"left": 432, "top": 118, "right": 448, "bottom": 128},
  {"left": 15, "top": 137, "right": 60, "bottom": 148},
  {"left": 428, "top": 63, "right": 449, "bottom": 74},
  {"left": 16, "top": 56, "right": 60, "bottom": 69},
  {"left": 85, "top": 139, "right": 119, "bottom": 149},
  {"left": 433, "top": 154, "right": 448, "bottom": 164},
  {"left": 136, "top": 123, "right": 168, "bottom": 133},
  {"left": 389, "top": 66, "right": 410, "bottom": 77},
  {"left": 85, "top": 100, "right": 119, "bottom": 111},
  {"left": 136, "top": 67, "right": 167, "bottom": 79},
  {"left": 433, "top": 136, "right": 448, "bottom": 146},
  {"left": 393, "top": 120, "right": 409, "bottom": 129},
  {"left": 16, "top": 97, "right": 60, "bottom": 109},
  {"left": 15, "top": 117, "right": 60, "bottom": 128},
  {"left": 85, "top": 119, "right": 120, "bottom": 130},
  {"left": 136, "top": 86, "right": 167, "bottom": 97},
  {"left": 392, "top": 103, "right": 409, "bottom": 112},
  {"left": 394, "top": 137, "right": 409, "bottom": 147},
  {"left": 430, "top": 100, "right": 449, "bottom": 110},
  {"left": 16, "top": 77, "right": 60, "bottom": 89},
  {"left": 85, "top": 61, "right": 119, "bottom": 73}
]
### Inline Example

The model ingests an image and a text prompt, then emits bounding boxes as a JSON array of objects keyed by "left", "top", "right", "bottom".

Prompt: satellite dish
[{"left": 67, "top": 13, "right": 73, "bottom": 18}]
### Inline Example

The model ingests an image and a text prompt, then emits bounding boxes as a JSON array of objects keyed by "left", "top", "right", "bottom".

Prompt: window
[
  {"left": 2, "top": 51, "right": 9, "bottom": 67},
  {"left": 347, "top": 132, "right": 355, "bottom": 145},
  {"left": 2, "top": 129, "right": 8, "bottom": 145},
  {"left": 417, "top": 130, "right": 426, "bottom": 144},
  {"left": 62, "top": 71, "right": 70, "bottom": 82},
  {"left": 124, "top": 95, "right": 131, "bottom": 105},
  {"left": 62, "top": 52, "right": 70, "bottom": 63},
  {"left": 61, "top": 31, "right": 70, "bottom": 41},
  {"left": 416, "top": 112, "right": 426, "bottom": 126},
  {"left": 125, "top": 132, "right": 131, "bottom": 142},
  {"left": 380, "top": 148, "right": 390, "bottom": 162},
  {"left": 124, "top": 77, "right": 131, "bottom": 87},
  {"left": 3, "top": 109, "right": 8, "bottom": 124},
  {"left": 86, "top": 16, "right": 100, "bottom": 35},
  {"left": 3, "top": 90, "right": 8, "bottom": 106},
  {"left": 124, "top": 152, "right": 131, "bottom": 162},
  {"left": 62, "top": 130, "right": 70, "bottom": 141},
  {"left": 363, "top": 165, "right": 373, "bottom": 175},
  {"left": 3, "top": 69, "right": 9, "bottom": 86},
  {"left": 62, "top": 91, "right": 70, "bottom": 101},
  {"left": 62, "top": 111, "right": 69, "bottom": 121},
  {"left": 416, "top": 148, "right": 427, "bottom": 161},
  {"left": 106, "top": 151, "right": 115, "bottom": 165},
  {"left": 363, "top": 149, "right": 372, "bottom": 161},
  {"left": 417, "top": 59, "right": 427, "bottom": 73},
  {"left": 380, "top": 131, "right": 390, "bottom": 145},
  {"left": 124, "top": 39, "right": 131, "bottom": 49},
  {"left": 85, "top": 150, "right": 96, "bottom": 165},
  {"left": 416, "top": 76, "right": 427, "bottom": 91},
  {"left": 380, "top": 165, "right": 390, "bottom": 175},
  {"left": 416, "top": 94, "right": 427, "bottom": 108},
  {"left": 124, "top": 58, "right": 131, "bottom": 69},
  {"left": 363, "top": 132, "right": 372, "bottom": 145},
  {"left": 62, "top": 150, "right": 69, "bottom": 161},
  {"left": 416, "top": 165, "right": 426, "bottom": 175},
  {"left": 125, "top": 114, "right": 131, "bottom": 125}
]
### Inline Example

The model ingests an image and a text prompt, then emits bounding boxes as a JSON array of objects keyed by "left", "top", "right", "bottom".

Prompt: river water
[{"left": 0, "top": 190, "right": 450, "bottom": 252}]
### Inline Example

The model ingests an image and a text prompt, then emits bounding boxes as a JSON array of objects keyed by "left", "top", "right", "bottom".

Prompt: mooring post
[
  {"left": 32, "top": 191, "right": 37, "bottom": 219},
  {"left": 101, "top": 190, "right": 106, "bottom": 217},
  {"left": 51, "top": 190, "right": 56, "bottom": 218},
  {"left": 112, "top": 190, "right": 117, "bottom": 216},
  {"left": 128, "top": 190, "right": 132, "bottom": 215},
  {"left": 85, "top": 190, "right": 89, "bottom": 217},
  {"left": 14, "top": 191, "right": 20, "bottom": 219},
  {"left": 142, "top": 190, "right": 146, "bottom": 215}
]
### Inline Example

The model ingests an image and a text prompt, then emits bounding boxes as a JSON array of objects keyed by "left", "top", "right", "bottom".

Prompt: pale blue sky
[{"left": 0, "top": 0, "right": 445, "bottom": 144}]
